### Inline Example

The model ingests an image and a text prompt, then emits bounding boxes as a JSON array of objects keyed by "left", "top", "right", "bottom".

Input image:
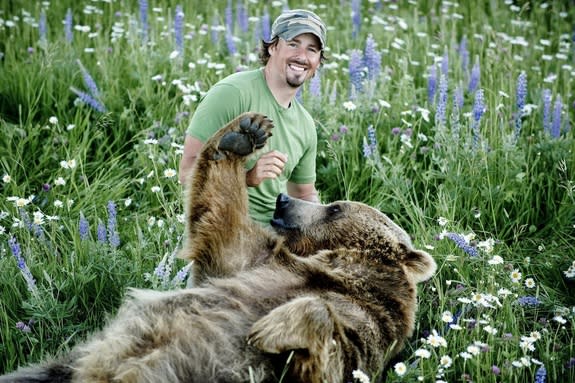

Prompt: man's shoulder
[{"left": 217, "top": 68, "right": 263, "bottom": 88}]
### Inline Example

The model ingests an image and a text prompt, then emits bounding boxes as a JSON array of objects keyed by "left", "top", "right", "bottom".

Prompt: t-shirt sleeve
[
  {"left": 186, "top": 83, "right": 243, "bottom": 142},
  {"left": 289, "top": 124, "right": 317, "bottom": 184}
]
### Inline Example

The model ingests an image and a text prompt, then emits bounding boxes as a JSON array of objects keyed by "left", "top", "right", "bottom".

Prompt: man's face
[{"left": 268, "top": 33, "right": 322, "bottom": 88}]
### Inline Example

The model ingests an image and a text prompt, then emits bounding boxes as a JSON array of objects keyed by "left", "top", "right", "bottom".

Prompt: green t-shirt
[{"left": 186, "top": 68, "right": 317, "bottom": 225}]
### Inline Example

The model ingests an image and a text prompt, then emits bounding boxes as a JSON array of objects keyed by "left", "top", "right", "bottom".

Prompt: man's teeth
[{"left": 288, "top": 64, "right": 305, "bottom": 72}]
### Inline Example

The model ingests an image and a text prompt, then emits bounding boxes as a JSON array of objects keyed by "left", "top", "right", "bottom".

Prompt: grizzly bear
[{"left": 0, "top": 112, "right": 436, "bottom": 383}]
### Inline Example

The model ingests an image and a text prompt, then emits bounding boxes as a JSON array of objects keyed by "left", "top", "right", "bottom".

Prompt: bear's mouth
[{"left": 271, "top": 193, "right": 298, "bottom": 230}]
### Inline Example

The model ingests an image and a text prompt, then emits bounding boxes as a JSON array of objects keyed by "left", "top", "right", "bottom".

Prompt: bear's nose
[{"left": 274, "top": 193, "right": 291, "bottom": 216}]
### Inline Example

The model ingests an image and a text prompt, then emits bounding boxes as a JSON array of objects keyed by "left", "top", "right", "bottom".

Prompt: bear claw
[{"left": 218, "top": 114, "right": 273, "bottom": 156}]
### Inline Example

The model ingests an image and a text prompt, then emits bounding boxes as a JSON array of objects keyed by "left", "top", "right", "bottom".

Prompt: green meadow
[{"left": 0, "top": 0, "right": 574, "bottom": 381}]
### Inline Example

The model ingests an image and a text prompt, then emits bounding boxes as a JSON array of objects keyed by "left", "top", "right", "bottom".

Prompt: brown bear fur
[{"left": 0, "top": 112, "right": 436, "bottom": 383}]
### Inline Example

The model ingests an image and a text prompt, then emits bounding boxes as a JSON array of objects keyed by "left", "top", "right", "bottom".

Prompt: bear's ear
[{"left": 401, "top": 245, "right": 437, "bottom": 283}]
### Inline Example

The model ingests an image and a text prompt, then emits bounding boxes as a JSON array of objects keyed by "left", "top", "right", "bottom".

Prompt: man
[{"left": 179, "top": 9, "right": 326, "bottom": 225}]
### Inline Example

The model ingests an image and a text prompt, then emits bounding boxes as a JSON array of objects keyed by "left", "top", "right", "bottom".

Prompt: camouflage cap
[{"left": 270, "top": 9, "right": 327, "bottom": 50}]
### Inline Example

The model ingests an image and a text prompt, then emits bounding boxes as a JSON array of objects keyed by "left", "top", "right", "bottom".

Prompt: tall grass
[{"left": 0, "top": 0, "right": 574, "bottom": 381}]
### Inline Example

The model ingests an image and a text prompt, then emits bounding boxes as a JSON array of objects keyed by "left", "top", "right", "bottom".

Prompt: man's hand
[{"left": 246, "top": 150, "right": 288, "bottom": 187}]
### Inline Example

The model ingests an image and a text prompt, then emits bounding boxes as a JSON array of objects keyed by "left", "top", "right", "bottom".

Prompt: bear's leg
[
  {"left": 181, "top": 113, "right": 274, "bottom": 284},
  {"left": 247, "top": 296, "right": 345, "bottom": 383}
]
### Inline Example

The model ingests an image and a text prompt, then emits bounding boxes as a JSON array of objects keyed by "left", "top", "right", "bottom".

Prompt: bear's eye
[{"left": 327, "top": 204, "right": 342, "bottom": 216}]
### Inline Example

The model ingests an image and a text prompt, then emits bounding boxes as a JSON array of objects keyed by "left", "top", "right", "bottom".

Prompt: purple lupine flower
[
  {"left": 542, "top": 89, "right": 552, "bottom": 134},
  {"left": 97, "top": 219, "right": 107, "bottom": 243},
  {"left": 70, "top": 87, "right": 107, "bottom": 113},
  {"left": 225, "top": 0, "right": 234, "bottom": 34},
  {"left": 79, "top": 212, "right": 89, "bottom": 241},
  {"left": 76, "top": 60, "right": 101, "bottom": 99},
  {"left": 211, "top": 15, "right": 220, "bottom": 44},
  {"left": 441, "top": 46, "right": 449, "bottom": 76},
  {"left": 517, "top": 295, "right": 541, "bottom": 306},
  {"left": 468, "top": 57, "right": 480, "bottom": 93},
  {"left": 459, "top": 36, "right": 469, "bottom": 73},
  {"left": 451, "top": 85, "right": 463, "bottom": 142},
  {"left": 172, "top": 263, "right": 193, "bottom": 285},
  {"left": 551, "top": 95, "right": 562, "bottom": 138},
  {"left": 64, "top": 8, "right": 73, "bottom": 43},
  {"left": 237, "top": 1, "right": 248, "bottom": 33},
  {"left": 8, "top": 236, "right": 37, "bottom": 292},
  {"left": 174, "top": 5, "right": 184, "bottom": 54},
  {"left": 309, "top": 71, "right": 321, "bottom": 98},
  {"left": 349, "top": 49, "right": 364, "bottom": 97},
  {"left": 491, "top": 365, "right": 501, "bottom": 375},
  {"left": 534, "top": 365, "right": 546, "bottom": 383},
  {"left": 427, "top": 64, "right": 437, "bottom": 105},
  {"left": 362, "top": 140, "right": 373, "bottom": 158},
  {"left": 367, "top": 125, "right": 377, "bottom": 151},
  {"left": 444, "top": 232, "right": 478, "bottom": 257},
  {"left": 107, "top": 201, "right": 120, "bottom": 249},
  {"left": 16, "top": 321, "right": 32, "bottom": 333},
  {"left": 261, "top": 8, "right": 271, "bottom": 41},
  {"left": 39, "top": 9, "right": 47, "bottom": 42},
  {"left": 435, "top": 74, "right": 448, "bottom": 127},
  {"left": 472, "top": 89, "right": 485, "bottom": 150},
  {"left": 351, "top": 0, "right": 361, "bottom": 39},
  {"left": 153, "top": 259, "right": 166, "bottom": 279},
  {"left": 225, "top": 28, "right": 237, "bottom": 55},
  {"left": 139, "top": 0, "right": 149, "bottom": 43},
  {"left": 364, "top": 34, "right": 381, "bottom": 81},
  {"left": 514, "top": 71, "right": 527, "bottom": 142},
  {"left": 19, "top": 208, "right": 32, "bottom": 231}
]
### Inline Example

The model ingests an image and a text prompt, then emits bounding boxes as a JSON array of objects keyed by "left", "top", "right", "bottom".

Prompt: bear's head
[{"left": 271, "top": 194, "right": 436, "bottom": 282}]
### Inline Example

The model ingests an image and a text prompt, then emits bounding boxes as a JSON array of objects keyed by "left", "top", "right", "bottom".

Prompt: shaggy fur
[{"left": 0, "top": 112, "right": 436, "bottom": 383}]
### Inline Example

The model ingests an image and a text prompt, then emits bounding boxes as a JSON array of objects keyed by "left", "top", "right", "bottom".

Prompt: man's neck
[{"left": 263, "top": 66, "right": 298, "bottom": 108}]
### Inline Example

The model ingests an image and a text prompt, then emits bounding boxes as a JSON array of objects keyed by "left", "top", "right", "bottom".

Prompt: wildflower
[
  {"left": 39, "top": 9, "right": 47, "bottom": 42},
  {"left": 172, "top": 262, "right": 193, "bottom": 286},
  {"left": 261, "top": 7, "right": 271, "bottom": 41},
  {"left": 8, "top": 236, "right": 36, "bottom": 292},
  {"left": 435, "top": 74, "right": 448, "bottom": 127},
  {"left": 414, "top": 348, "right": 431, "bottom": 359},
  {"left": 441, "top": 46, "right": 449, "bottom": 76},
  {"left": 15, "top": 321, "right": 32, "bottom": 333},
  {"left": 343, "top": 101, "right": 357, "bottom": 111},
  {"left": 520, "top": 336, "right": 536, "bottom": 352},
  {"left": 472, "top": 89, "right": 485, "bottom": 149},
  {"left": 236, "top": 1, "right": 248, "bottom": 33},
  {"left": 351, "top": 0, "right": 361, "bottom": 39},
  {"left": 525, "top": 278, "right": 536, "bottom": 288},
  {"left": 459, "top": 36, "right": 469, "bottom": 72},
  {"left": 174, "top": 5, "right": 184, "bottom": 54},
  {"left": 459, "top": 351, "right": 472, "bottom": 359},
  {"left": 71, "top": 87, "right": 107, "bottom": 113},
  {"left": 64, "top": 8, "right": 73, "bottom": 43},
  {"left": 352, "top": 369, "right": 370, "bottom": 383},
  {"left": 54, "top": 177, "right": 66, "bottom": 186},
  {"left": 309, "top": 71, "right": 321, "bottom": 98},
  {"left": 535, "top": 365, "right": 547, "bottom": 383},
  {"left": 491, "top": 365, "right": 501, "bottom": 375},
  {"left": 441, "top": 311, "right": 453, "bottom": 323},
  {"left": 439, "top": 355, "right": 452, "bottom": 368},
  {"left": 542, "top": 89, "right": 552, "bottom": 134},
  {"left": 444, "top": 232, "right": 479, "bottom": 257},
  {"left": 97, "top": 220, "right": 107, "bottom": 243},
  {"left": 151, "top": 186, "right": 161, "bottom": 193},
  {"left": 107, "top": 201, "right": 120, "bottom": 248},
  {"left": 3, "top": 174, "right": 11, "bottom": 183},
  {"left": 77, "top": 60, "right": 101, "bottom": 99},
  {"left": 364, "top": 34, "right": 382, "bottom": 81},
  {"left": 468, "top": 56, "right": 480, "bottom": 93},
  {"left": 394, "top": 362, "right": 407, "bottom": 376},
  {"left": 49, "top": 116, "right": 58, "bottom": 125},
  {"left": 488, "top": 255, "right": 504, "bottom": 265},
  {"left": 437, "top": 217, "right": 449, "bottom": 226},
  {"left": 349, "top": 49, "right": 364, "bottom": 96},
  {"left": 510, "top": 269, "right": 522, "bottom": 283},
  {"left": 79, "top": 212, "right": 90, "bottom": 241},
  {"left": 553, "top": 315, "right": 567, "bottom": 324},
  {"left": 54, "top": 200, "right": 64, "bottom": 208},
  {"left": 163, "top": 169, "right": 177, "bottom": 178},
  {"left": 517, "top": 296, "right": 540, "bottom": 306},
  {"left": 483, "top": 325, "right": 498, "bottom": 335},
  {"left": 477, "top": 238, "right": 495, "bottom": 253},
  {"left": 551, "top": 95, "right": 562, "bottom": 138},
  {"left": 426, "top": 330, "right": 447, "bottom": 348},
  {"left": 427, "top": 64, "right": 437, "bottom": 105},
  {"left": 139, "top": 0, "right": 149, "bottom": 42}
]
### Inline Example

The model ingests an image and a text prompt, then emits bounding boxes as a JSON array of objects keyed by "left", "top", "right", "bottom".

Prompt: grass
[{"left": 1, "top": 0, "right": 574, "bottom": 381}]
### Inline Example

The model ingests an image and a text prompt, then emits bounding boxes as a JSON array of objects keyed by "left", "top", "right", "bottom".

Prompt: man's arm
[
  {"left": 287, "top": 182, "right": 319, "bottom": 202},
  {"left": 179, "top": 135, "right": 205, "bottom": 185}
]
